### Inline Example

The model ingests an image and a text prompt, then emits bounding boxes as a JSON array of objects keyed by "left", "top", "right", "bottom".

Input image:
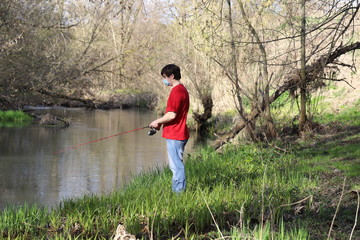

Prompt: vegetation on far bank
[
  {"left": 1, "top": 107, "right": 359, "bottom": 239},
  {"left": 0, "top": 110, "right": 32, "bottom": 127}
]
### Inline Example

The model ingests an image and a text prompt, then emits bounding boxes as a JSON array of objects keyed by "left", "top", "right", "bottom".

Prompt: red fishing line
[{"left": 56, "top": 126, "right": 148, "bottom": 154}]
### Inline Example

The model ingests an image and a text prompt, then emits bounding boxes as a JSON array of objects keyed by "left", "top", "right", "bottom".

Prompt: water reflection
[{"left": 0, "top": 108, "right": 194, "bottom": 210}]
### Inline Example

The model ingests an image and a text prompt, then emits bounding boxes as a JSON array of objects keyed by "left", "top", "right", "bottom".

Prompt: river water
[{"left": 0, "top": 108, "right": 195, "bottom": 210}]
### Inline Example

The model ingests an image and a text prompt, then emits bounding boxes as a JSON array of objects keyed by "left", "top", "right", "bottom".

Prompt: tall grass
[
  {"left": 0, "top": 144, "right": 316, "bottom": 239},
  {"left": 0, "top": 110, "right": 32, "bottom": 127},
  {"left": 228, "top": 221, "right": 309, "bottom": 240}
]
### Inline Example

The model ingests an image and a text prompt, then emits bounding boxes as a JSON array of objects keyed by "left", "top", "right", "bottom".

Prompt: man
[{"left": 149, "top": 64, "right": 190, "bottom": 193}]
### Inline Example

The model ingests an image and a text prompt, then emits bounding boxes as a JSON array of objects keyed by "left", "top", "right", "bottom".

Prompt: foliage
[
  {"left": 0, "top": 111, "right": 32, "bottom": 127},
  {"left": 314, "top": 102, "right": 360, "bottom": 126}
]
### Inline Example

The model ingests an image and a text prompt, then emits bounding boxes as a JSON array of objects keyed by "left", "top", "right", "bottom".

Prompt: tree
[
  {"left": 156, "top": 0, "right": 217, "bottom": 136},
  {"left": 238, "top": 0, "right": 277, "bottom": 139},
  {"left": 0, "top": 0, "right": 82, "bottom": 104},
  {"left": 0, "top": 0, "right": 152, "bottom": 107},
  {"left": 192, "top": 0, "right": 360, "bottom": 148},
  {"left": 194, "top": 0, "right": 283, "bottom": 141},
  {"left": 299, "top": 0, "right": 307, "bottom": 132}
]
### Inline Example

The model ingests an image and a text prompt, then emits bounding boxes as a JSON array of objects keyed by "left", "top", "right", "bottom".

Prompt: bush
[{"left": 0, "top": 110, "right": 32, "bottom": 127}]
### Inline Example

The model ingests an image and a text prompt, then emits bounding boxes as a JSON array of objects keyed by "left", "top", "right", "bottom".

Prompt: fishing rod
[{"left": 56, "top": 126, "right": 157, "bottom": 154}]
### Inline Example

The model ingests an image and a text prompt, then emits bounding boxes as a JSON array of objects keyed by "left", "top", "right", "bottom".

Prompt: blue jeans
[{"left": 166, "top": 139, "right": 188, "bottom": 193}]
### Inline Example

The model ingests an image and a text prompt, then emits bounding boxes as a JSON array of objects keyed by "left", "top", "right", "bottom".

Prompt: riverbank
[
  {"left": 0, "top": 89, "right": 158, "bottom": 111},
  {"left": 1, "top": 106, "right": 359, "bottom": 239}
]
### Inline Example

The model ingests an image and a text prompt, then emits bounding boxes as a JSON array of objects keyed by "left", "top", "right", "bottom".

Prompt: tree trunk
[
  {"left": 298, "top": 0, "right": 307, "bottom": 131},
  {"left": 193, "top": 94, "right": 213, "bottom": 135},
  {"left": 226, "top": 0, "right": 255, "bottom": 140},
  {"left": 238, "top": 0, "right": 277, "bottom": 139}
]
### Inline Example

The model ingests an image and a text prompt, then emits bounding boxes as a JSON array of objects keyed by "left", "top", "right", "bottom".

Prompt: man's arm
[{"left": 149, "top": 112, "right": 176, "bottom": 129}]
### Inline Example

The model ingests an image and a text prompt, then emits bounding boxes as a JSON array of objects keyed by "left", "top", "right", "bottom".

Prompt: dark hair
[{"left": 161, "top": 64, "right": 181, "bottom": 80}]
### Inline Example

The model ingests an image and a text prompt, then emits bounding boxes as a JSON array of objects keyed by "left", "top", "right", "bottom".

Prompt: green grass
[
  {"left": 314, "top": 102, "right": 360, "bottom": 125},
  {"left": 298, "top": 132, "right": 360, "bottom": 178},
  {"left": 332, "top": 87, "right": 346, "bottom": 98},
  {"left": 0, "top": 110, "right": 33, "bottom": 127},
  {"left": 270, "top": 91, "right": 334, "bottom": 125},
  {"left": 0, "top": 143, "right": 326, "bottom": 239},
  {"left": 1, "top": 108, "right": 359, "bottom": 239},
  {"left": 0, "top": 143, "right": 317, "bottom": 239},
  {"left": 270, "top": 91, "right": 359, "bottom": 127}
]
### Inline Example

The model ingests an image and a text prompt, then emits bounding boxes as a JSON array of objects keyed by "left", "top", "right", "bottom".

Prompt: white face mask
[{"left": 163, "top": 79, "right": 171, "bottom": 86}]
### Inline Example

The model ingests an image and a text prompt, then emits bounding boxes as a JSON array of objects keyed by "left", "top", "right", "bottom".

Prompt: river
[{"left": 0, "top": 107, "right": 195, "bottom": 210}]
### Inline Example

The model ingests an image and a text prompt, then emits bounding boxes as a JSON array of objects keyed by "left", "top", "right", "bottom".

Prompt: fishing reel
[{"left": 148, "top": 127, "right": 157, "bottom": 136}]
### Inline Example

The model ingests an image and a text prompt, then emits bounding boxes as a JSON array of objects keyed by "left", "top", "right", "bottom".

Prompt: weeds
[{"left": 0, "top": 110, "right": 32, "bottom": 127}]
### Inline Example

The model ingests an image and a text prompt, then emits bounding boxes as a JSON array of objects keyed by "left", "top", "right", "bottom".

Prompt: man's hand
[
  {"left": 149, "top": 112, "right": 176, "bottom": 130},
  {"left": 149, "top": 120, "right": 161, "bottom": 130}
]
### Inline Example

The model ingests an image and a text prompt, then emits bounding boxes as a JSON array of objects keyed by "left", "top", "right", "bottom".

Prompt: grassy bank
[
  {"left": 1, "top": 113, "right": 359, "bottom": 239},
  {"left": 0, "top": 110, "right": 32, "bottom": 127}
]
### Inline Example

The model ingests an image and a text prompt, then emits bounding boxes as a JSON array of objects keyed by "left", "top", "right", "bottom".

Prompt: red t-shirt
[{"left": 162, "top": 84, "right": 190, "bottom": 140}]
